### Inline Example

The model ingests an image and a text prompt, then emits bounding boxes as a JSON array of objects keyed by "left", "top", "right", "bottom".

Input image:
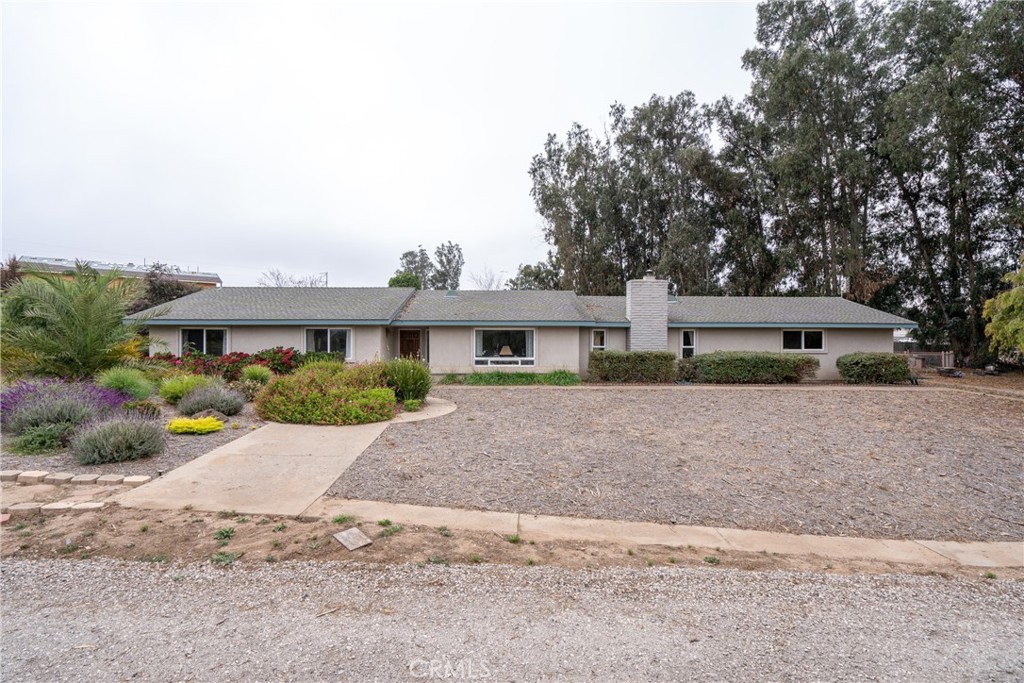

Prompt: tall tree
[
  {"left": 431, "top": 241, "right": 464, "bottom": 290},
  {"left": 395, "top": 246, "right": 435, "bottom": 288},
  {"left": 506, "top": 252, "right": 562, "bottom": 290}
]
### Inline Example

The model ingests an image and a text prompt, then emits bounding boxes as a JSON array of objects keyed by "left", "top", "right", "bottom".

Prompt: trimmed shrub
[
  {"left": 73, "top": 417, "right": 166, "bottom": 464},
  {"left": 166, "top": 416, "right": 224, "bottom": 434},
  {"left": 123, "top": 400, "right": 162, "bottom": 420},
  {"left": 539, "top": 370, "right": 582, "bottom": 386},
  {"left": 177, "top": 385, "right": 245, "bottom": 417},
  {"left": 158, "top": 374, "right": 215, "bottom": 404},
  {"left": 837, "top": 352, "right": 912, "bottom": 384},
  {"left": 340, "top": 361, "right": 389, "bottom": 389},
  {"left": 96, "top": 366, "right": 154, "bottom": 400},
  {"left": 588, "top": 351, "right": 677, "bottom": 383},
  {"left": 255, "top": 373, "right": 397, "bottom": 425},
  {"left": 386, "top": 358, "right": 432, "bottom": 401},
  {"left": 9, "top": 423, "right": 77, "bottom": 454},
  {"left": 403, "top": 399, "right": 422, "bottom": 412},
  {"left": 683, "top": 351, "right": 819, "bottom": 384},
  {"left": 240, "top": 364, "right": 273, "bottom": 385}
]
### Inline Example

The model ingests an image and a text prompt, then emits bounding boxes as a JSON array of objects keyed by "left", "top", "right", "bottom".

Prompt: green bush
[
  {"left": 255, "top": 373, "right": 396, "bottom": 425},
  {"left": 95, "top": 366, "right": 154, "bottom": 400},
  {"left": 123, "top": 399, "right": 162, "bottom": 420},
  {"left": 177, "top": 385, "right": 245, "bottom": 416},
  {"left": 240, "top": 364, "right": 273, "bottom": 385},
  {"left": 403, "top": 399, "right": 422, "bottom": 412},
  {"left": 158, "top": 374, "right": 215, "bottom": 404},
  {"left": 682, "top": 351, "right": 819, "bottom": 384},
  {"left": 72, "top": 417, "right": 166, "bottom": 464},
  {"left": 463, "top": 372, "right": 539, "bottom": 386},
  {"left": 9, "top": 423, "right": 76, "bottom": 454},
  {"left": 166, "top": 416, "right": 224, "bottom": 434},
  {"left": 588, "top": 351, "right": 677, "bottom": 383},
  {"left": 386, "top": 358, "right": 432, "bottom": 401},
  {"left": 438, "top": 373, "right": 463, "bottom": 385},
  {"left": 837, "top": 352, "right": 912, "bottom": 384},
  {"left": 539, "top": 370, "right": 582, "bottom": 386}
]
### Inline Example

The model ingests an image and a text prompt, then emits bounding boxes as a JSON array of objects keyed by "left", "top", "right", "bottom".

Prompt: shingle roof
[
  {"left": 130, "top": 287, "right": 415, "bottom": 324},
  {"left": 128, "top": 286, "right": 916, "bottom": 328},
  {"left": 578, "top": 296, "right": 628, "bottom": 324},
  {"left": 667, "top": 296, "right": 915, "bottom": 326},
  {"left": 395, "top": 290, "right": 593, "bottom": 324}
]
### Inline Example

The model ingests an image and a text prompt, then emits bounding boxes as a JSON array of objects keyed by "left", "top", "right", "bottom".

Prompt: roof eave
[{"left": 667, "top": 321, "right": 918, "bottom": 329}]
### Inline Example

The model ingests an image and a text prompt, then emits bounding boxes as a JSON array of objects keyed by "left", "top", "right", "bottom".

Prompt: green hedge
[
  {"left": 458, "top": 370, "right": 581, "bottom": 386},
  {"left": 255, "top": 372, "right": 396, "bottom": 425},
  {"left": 588, "top": 351, "right": 677, "bottom": 383},
  {"left": 679, "top": 351, "right": 819, "bottom": 383},
  {"left": 836, "top": 352, "right": 911, "bottom": 384}
]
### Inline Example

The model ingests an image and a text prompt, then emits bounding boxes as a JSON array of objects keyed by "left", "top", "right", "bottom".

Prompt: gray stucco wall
[
  {"left": 426, "top": 326, "right": 582, "bottom": 375},
  {"left": 578, "top": 328, "right": 628, "bottom": 378},
  {"left": 680, "top": 327, "right": 895, "bottom": 380}
]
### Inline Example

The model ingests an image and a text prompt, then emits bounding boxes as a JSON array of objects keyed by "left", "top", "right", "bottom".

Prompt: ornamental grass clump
[
  {"left": 385, "top": 358, "right": 432, "bottom": 401},
  {"left": 166, "top": 416, "right": 225, "bottom": 434},
  {"left": 176, "top": 385, "right": 246, "bottom": 417},
  {"left": 158, "top": 374, "right": 216, "bottom": 404},
  {"left": 240, "top": 364, "right": 273, "bottom": 385},
  {"left": 96, "top": 366, "right": 155, "bottom": 400},
  {"left": 72, "top": 417, "right": 166, "bottom": 464}
]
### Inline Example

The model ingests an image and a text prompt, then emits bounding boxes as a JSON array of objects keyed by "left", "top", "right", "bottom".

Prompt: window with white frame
[
  {"left": 474, "top": 329, "right": 535, "bottom": 366},
  {"left": 591, "top": 329, "right": 606, "bottom": 351},
  {"left": 680, "top": 329, "right": 696, "bottom": 358},
  {"left": 305, "top": 328, "right": 351, "bottom": 357},
  {"left": 181, "top": 328, "right": 226, "bottom": 355},
  {"left": 782, "top": 329, "right": 825, "bottom": 352}
]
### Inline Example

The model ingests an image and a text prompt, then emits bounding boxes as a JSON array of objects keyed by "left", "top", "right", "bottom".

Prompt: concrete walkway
[
  {"left": 303, "top": 498, "right": 1024, "bottom": 569},
  {"left": 114, "top": 398, "right": 456, "bottom": 516}
]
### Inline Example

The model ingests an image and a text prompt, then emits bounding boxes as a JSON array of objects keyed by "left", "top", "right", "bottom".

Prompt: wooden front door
[{"left": 399, "top": 330, "right": 421, "bottom": 358}]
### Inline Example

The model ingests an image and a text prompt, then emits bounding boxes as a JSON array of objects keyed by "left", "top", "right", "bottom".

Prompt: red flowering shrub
[
  {"left": 252, "top": 347, "right": 302, "bottom": 374},
  {"left": 147, "top": 346, "right": 302, "bottom": 380}
]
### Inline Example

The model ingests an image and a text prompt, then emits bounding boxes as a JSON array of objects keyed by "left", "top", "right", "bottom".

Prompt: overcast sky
[{"left": 2, "top": 1, "right": 758, "bottom": 287}]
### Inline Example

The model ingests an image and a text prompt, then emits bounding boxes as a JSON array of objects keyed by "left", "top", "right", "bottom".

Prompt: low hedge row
[
  {"left": 255, "top": 372, "right": 397, "bottom": 425},
  {"left": 678, "top": 351, "right": 819, "bottom": 384},
  {"left": 588, "top": 351, "right": 677, "bottom": 383},
  {"left": 836, "top": 352, "right": 911, "bottom": 384}
]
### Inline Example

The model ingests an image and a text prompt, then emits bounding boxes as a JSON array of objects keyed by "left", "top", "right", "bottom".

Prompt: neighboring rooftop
[
  {"left": 19, "top": 256, "right": 222, "bottom": 286},
  {"left": 129, "top": 287, "right": 415, "bottom": 324}
]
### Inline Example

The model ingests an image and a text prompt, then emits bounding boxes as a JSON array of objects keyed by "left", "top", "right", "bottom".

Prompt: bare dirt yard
[
  {"left": 329, "top": 386, "right": 1024, "bottom": 542},
  {"left": 0, "top": 403, "right": 265, "bottom": 478}
]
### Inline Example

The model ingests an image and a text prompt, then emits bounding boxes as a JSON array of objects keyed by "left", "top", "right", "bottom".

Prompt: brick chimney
[{"left": 625, "top": 271, "right": 668, "bottom": 351}]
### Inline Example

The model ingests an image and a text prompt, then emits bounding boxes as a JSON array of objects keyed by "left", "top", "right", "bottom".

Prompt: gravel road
[
  {"left": 331, "top": 386, "right": 1023, "bottom": 541},
  {"left": 2, "top": 558, "right": 1022, "bottom": 682}
]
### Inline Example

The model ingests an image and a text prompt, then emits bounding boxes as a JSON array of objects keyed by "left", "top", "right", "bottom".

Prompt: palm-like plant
[{"left": 1, "top": 263, "right": 158, "bottom": 378}]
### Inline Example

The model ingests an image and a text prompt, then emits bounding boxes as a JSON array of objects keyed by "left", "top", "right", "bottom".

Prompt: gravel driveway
[
  {"left": 2, "top": 558, "right": 1021, "bottom": 682},
  {"left": 330, "top": 386, "right": 1024, "bottom": 541}
]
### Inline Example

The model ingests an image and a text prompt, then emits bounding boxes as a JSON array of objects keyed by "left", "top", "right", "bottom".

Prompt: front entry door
[{"left": 399, "top": 330, "right": 421, "bottom": 359}]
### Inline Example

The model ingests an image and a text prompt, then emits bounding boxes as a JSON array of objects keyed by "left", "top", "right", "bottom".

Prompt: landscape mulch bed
[
  {"left": 329, "top": 385, "right": 1024, "bottom": 542},
  {"left": 0, "top": 403, "right": 265, "bottom": 477}
]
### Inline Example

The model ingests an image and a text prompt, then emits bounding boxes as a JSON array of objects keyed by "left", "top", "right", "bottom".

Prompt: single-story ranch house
[{"left": 131, "top": 274, "right": 916, "bottom": 380}]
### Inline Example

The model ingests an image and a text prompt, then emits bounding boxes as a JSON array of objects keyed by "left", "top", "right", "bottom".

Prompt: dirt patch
[
  {"left": 329, "top": 386, "right": 1024, "bottom": 542},
  {"left": 2, "top": 504, "right": 1011, "bottom": 580},
  {"left": 921, "top": 367, "right": 1024, "bottom": 394},
  {"left": 0, "top": 402, "right": 265, "bottom": 477}
]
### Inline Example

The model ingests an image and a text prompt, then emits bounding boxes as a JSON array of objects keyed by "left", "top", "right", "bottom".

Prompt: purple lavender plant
[{"left": 1, "top": 379, "right": 130, "bottom": 433}]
